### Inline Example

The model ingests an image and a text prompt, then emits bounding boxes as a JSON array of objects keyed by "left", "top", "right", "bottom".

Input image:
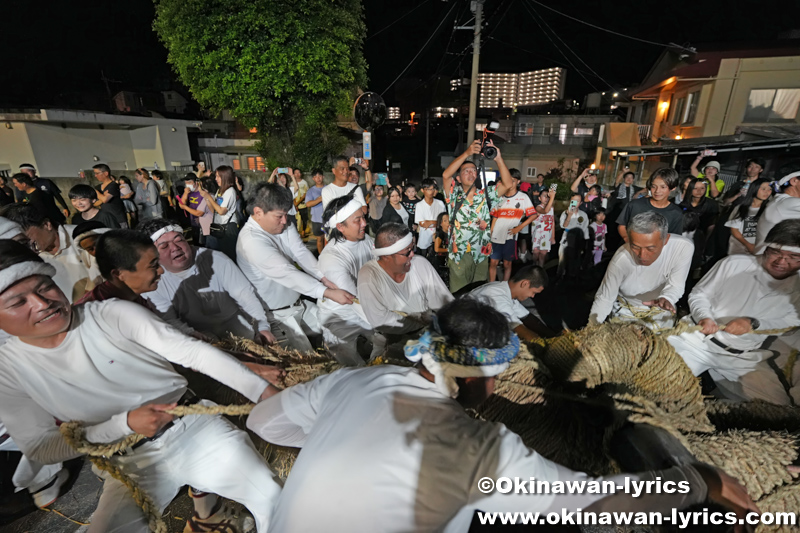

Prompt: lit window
[{"left": 744, "top": 88, "right": 800, "bottom": 123}]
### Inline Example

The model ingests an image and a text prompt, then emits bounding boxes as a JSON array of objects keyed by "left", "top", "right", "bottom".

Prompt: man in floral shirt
[{"left": 442, "top": 140, "right": 514, "bottom": 292}]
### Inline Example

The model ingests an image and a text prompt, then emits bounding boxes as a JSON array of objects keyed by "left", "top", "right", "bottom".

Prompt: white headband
[
  {"left": 410, "top": 349, "right": 508, "bottom": 398},
  {"left": 0, "top": 217, "right": 23, "bottom": 240},
  {"left": 324, "top": 198, "right": 363, "bottom": 229},
  {"left": 778, "top": 171, "right": 800, "bottom": 187},
  {"left": 373, "top": 233, "right": 413, "bottom": 257},
  {"left": 149, "top": 225, "right": 183, "bottom": 243},
  {"left": 768, "top": 244, "right": 800, "bottom": 254},
  {"left": 0, "top": 262, "right": 57, "bottom": 294}
]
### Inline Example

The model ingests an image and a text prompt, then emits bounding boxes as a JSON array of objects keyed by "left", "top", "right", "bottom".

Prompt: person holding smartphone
[
  {"left": 571, "top": 167, "right": 602, "bottom": 197},
  {"left": 558, "top": 193, "right": 590, "bottom": 278}
]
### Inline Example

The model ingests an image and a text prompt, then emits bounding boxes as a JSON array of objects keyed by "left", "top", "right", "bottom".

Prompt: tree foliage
[{"left": 153, "top": 0, "right": 368, "bottom": 168}]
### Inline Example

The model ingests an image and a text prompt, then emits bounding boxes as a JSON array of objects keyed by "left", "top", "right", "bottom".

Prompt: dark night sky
[{"left": 1, "top": 0, "right": 799, "bottom": 109}]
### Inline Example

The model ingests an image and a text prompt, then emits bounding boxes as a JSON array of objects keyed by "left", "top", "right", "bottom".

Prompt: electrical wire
[
  {"left": 524, "top": 0, "right": 614, "bottom": 90},
  {"left": 486, "top": 36, "right": 604, "bottom": 80},
  {"left": 366, "top": 0, "right": 433, "bottom": 42},
  {"left": 381, "top": 1, "right": 459, "bottom": 96},
  {"left": 527, "top": 0, "right": 691, "bottom": 51},
  {"left": 520, "top": 0, "right": 600, "bottom": 92}
]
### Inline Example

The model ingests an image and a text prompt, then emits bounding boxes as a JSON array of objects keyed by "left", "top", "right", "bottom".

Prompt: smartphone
[
  {"left": 624, "top": 164, "right": 630, "bottom": 169},
  {"left": 569, "top": 200, "right": 578, "bottom": 209},
  {"left": 549, "top": 183, "right": 558, "bottom": 191},
  {"left": 375, "top": 173, "right": 388, "bottom": 186},
  {"left": 354, "top": 158, "right": 363, "bottom": 165},
  {"left": 589, "top": 169, "right": 599, "bottom": 175},
  {"left": 278, "top": 167, "right": 290, "bottom": 174}
]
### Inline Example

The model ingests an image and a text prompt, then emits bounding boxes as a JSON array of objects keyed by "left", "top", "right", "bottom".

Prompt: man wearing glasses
[
  {"left": 357, "top": 223, "right": 453, "bottom": 357},
  {"left": 668, "top": 219, "right": 800, "bottom": 404}
]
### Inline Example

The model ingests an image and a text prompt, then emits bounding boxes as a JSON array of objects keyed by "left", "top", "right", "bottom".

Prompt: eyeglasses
[
  {"left": 394, "top": 246, "right": 415, "bottom": 258},
  {"left": 764, "top": 247, "right": 800, "bottom": 264}
]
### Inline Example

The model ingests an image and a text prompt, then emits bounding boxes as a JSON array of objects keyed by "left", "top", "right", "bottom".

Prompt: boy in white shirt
[
  {"left": 489, "top": 169, "right": 537, "bottom": 282},
  {"left": 558, "top": 193, "right": 590, "bottom": 277},
  {"left": 414, "top": 178, "right": 445, "bottom": 258}
]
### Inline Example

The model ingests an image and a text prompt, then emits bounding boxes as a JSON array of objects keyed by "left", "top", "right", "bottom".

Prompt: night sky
[{"left": 1, "top": 0, "right": 798, "bottom": 109}]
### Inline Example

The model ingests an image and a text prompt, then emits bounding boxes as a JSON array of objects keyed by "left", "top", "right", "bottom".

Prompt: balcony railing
[{"left": 638, "top": 124, "right": 652, "bottom": 142}]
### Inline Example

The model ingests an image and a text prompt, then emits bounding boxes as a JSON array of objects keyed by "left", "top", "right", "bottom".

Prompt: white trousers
[
  {"left": 270, "top": 300, "right": 320, "bottom": 353},
  {"left": 318, "top": 301, "right": 373, "bottom": 366},
  {"left": 0, "top": 434, "right": 62, "bottom": 492},
  {"left": 88, "top": 404, "right": 281, "bottom": 533}
]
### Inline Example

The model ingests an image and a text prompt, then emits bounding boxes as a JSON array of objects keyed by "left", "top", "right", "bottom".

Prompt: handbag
[{"left": 209, "top": 223, "right": 226, "bottom": 238}]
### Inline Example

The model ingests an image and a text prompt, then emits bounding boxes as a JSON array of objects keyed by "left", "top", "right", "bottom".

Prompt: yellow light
[
  {"left": 675, "top": 135, "right": 682, "bottom": 140},
  {"left": 660, "top": 101, "right": 669, "bottom": 110},
  {"left": 590, "top": 163, "right": 596, "bottom": 169}
]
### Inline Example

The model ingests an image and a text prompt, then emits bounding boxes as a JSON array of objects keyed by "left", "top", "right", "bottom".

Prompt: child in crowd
[
  {"left": 558, "top": 193, "right": 590, "bottom": 278},
  {"left": 432, "top": 212, "right": 450, "bottom": 285},
  {"left": 590, "top": 208, "right": 607, "bottom": 265},
  {"left": 68, "top": 184, "right": 120, "bottom": 229},
  {"left": 530, "top": 186, "right": 556, "bottom": 267},
  {"left": 724, "top": 177, "right": 772, "bottom": 255}
]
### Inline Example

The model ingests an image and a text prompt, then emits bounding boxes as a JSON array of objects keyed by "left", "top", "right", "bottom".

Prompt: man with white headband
[
  {"left": 246, "top": 298, "right": 756, "bottom": 532},
  {"left": 2, "top": 203, "right": 102, "bottom": 303},
  {"left": 237, "top": 183, "right": 355, "bottom": 352},
  {"left": 669, "top": 219, "right": 800, "bottom": 404},
  {"left": 0, "top": 239, "right": 283, "bottom": 532},
  {"left": 755, "top": 170, "right": 800, "bottom": 250},
  {"left": 357, "top": 222, "right": 453, "bottom": 357},
  {"left": 317, "top": 195, "right": 375, "bottom": 365},
  {"left": 139, "top": 218, "right": 277, "bottom": 345},
  {"left": 590, "top": 211, "right": 693, "bottom": 330}
]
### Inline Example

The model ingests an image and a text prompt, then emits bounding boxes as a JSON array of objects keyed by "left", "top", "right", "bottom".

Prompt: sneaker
[{"left": 30, "top": 467, "right": 69, "bottom": 509}]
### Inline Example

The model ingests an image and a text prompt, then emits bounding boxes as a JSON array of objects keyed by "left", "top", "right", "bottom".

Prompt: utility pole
[{"left": 466, "top": 0, "right": 484, "bottom": 146}]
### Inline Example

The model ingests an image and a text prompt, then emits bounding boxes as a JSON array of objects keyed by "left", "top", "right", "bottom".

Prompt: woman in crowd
[
  {"left": 432, "top": 212, "right": 450, "bottom": 284},
  {"left": 0, "top": 176, "right": 15, "bottom": 206},
  {"left": 134, "top": 168, "right": 162, "bottom": 221},
  {"left": 201, "top": 166, "right": 240, "bottom": 260},
  {"left": 379, "top": 186, "right": 412, "bottom": 231},
  {"left": 118, "top": 176, "right": 138, "bottom": 228},
  {"left": 680, "top": 178, "right": 719, "bottom": 236},
  {"left": 724, "top": 178, "right": 772, "bottom": 255},
  {"left": 269, "top": 169, "right": 297, "bottom": 227}
]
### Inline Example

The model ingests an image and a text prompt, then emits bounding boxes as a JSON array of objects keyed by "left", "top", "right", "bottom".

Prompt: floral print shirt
[{"left": 445, "top": 181, "right": 500, "bottom": 264}]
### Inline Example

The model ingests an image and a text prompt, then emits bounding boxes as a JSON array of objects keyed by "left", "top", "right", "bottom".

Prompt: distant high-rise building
[
  {"left": 387, "top": 107, "right": 401, "bottom": 120},
  {"left": 464, "top": 67, "right": 566, "bottom": 109}
]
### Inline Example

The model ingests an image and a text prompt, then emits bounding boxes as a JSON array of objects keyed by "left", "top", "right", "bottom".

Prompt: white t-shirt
[
  {"left": 213, "top": 187, "right": 239, "bottom": 225},
  {"left": 490, "top": 191, "right": 535, "bottom": 244},
  {"left": 414, "top": 199, "right": 446, "bottom": 250},
  {"left": 395, "top": 206, "right": 409, "bottom": 225},
  {"left": 558, "top": 209, "right": 590, "bottom": 245},
  {"left": 0, "top": 300, "right": 268, "bottom": 464},
  {"left": 321, "top": 182, "right": 366, "bottom": 210},
  {"left": 143, "top": 247, "right": 270, "bottom": 339},
  {"left": 468, "top": 281, "right": 529, "bottom": 328},
  {"left": 357, "top": 256, "right": 453, "bottom": 335},
  {"left": 724, "top": 206, "right": 759, "bottom": 255},
  {"left": 41, "top": 224, "right": 103, "bottom": 303}
]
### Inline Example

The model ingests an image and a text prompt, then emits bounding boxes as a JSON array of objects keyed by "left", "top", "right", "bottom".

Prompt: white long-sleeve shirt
[
  {"left": 0, "top": 300, "right": 268, "bottom": 465},
  {"left": 317, "top": 236, "right": 374, "bottom": 296},
  {"left": 590, "top": 235, "right": 694, "bottom": 324},
  {"left": 247, "top": 365, "right": 705, "bottom": 533},
  {"left": 236, "top": 217, "right": 326, "bottom": 309},
  {"left": 688, "top": 254, "right": 800, "bottom": 351},
  {"left": 143, "top": 247, "right": 270, "bottom": 339},
  {"left": 755, "top": 193, "right": 800, "bottom": 250},
  {"left": 357, "top": 256, "right": 453, "bottom": 335},
  {"left": 41, "top": 224, "right": 102, "bottom": 303}
]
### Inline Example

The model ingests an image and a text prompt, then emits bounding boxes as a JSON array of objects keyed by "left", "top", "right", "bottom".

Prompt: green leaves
[{"left": 153, "top": 0, "right": 368, "bottom": 167}]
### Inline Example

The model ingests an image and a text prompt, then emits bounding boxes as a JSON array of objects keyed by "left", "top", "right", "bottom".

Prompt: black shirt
[
  {"left": 97, "top": 182, "right": 127, "bottom": 225},
  {"left": 0, "top": 186, "right": 14, "bottom": 206},
  {"left": 681, "top": 198, "right": 719, "bottom": 232},
  {"left": 71, "top": 206, "right": 121, "bottom": 229},
  {"left": 22, "top": 189, "right": 65, "bottom": 224},
  {"left": 616, "top": 197, "right": 684, "bottom": 234}
]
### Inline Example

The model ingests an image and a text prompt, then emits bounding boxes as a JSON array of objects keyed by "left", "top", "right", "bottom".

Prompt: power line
[
  {"left": 520, "top": 0, "right": 600, "bottom": 92},
  {"left": 524, "top": 0, "right": 614, "bottom": 90},
  {"left": 381, "top": 1, "right": 458, "bottom": 96},
  {"left": 366, "top": 0, "right": 433, "bottom": 42},
  {"left": 527, "top": 0, "right": 690, "bottom": 51},
  {"left": 486, "top": 36, "right": 604, "bottom": 79}
]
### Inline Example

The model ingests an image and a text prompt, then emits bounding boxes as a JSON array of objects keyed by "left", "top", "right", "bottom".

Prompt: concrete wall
[
  {"left": 25, "top": 123, "right": 136, "bottom": 177},
  {"left": 0, "top": 123, "right": 37, "bottom": 173},
  {"left": 0, "top": 121, "right": 195, "bottom": 177}
]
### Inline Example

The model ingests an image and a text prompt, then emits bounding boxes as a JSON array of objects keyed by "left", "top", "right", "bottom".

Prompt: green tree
[{"left": 153, "top": 0, "right": 368, "bottom": 169}]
